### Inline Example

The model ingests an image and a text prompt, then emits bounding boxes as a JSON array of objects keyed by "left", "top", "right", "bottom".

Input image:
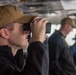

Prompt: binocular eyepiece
[{"left": 23, "top": 22, "right": 51, "bottom": 33}]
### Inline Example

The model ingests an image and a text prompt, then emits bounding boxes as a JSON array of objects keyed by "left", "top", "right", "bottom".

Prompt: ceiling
[{"left": 0, "top": 0, "right": 76, "bottom": 24}]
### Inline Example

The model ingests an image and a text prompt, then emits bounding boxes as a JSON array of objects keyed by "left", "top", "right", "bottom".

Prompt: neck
[
  {"left": 0, "top": 38, "right": 18, "bottom": 56},
  {"left": 59, "top": 28, "right": 67, "bottom": 37},
  {"left": 0, "top": 38, "right": 8, "bottom": 46},
  {"left": 11, "top": 47, "right": 18, "bottom": 56}
]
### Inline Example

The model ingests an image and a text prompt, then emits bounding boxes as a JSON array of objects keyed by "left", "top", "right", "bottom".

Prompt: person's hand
[{"left": 30, "top": 17, "right": 48, "bottom": 43}]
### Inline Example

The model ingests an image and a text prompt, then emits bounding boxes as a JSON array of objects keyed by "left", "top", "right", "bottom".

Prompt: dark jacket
[
  {"left": 70, "top": 43, "right": 76, "bottom": 56},
  {"left": 70, "top": 43, "right": 76, "bottom": 65},
  {"left": 48, "top": 30, "right": 76, "bottom": 75},
  {"left": 73, "top": 52, "right": 76, "bottom": 65},
  {"left": 0, "top": 41, "right": 49, "bottom": 75}
]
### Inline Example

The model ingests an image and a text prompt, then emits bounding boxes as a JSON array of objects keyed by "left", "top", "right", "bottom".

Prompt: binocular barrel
[{"left": 23, "top": 22, "right": 51, "bottom": 33}]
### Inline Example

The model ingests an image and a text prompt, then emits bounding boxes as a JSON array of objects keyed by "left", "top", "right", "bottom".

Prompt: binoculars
[{"left": 23, "top": 22, "right": 51, "bottom": 33}]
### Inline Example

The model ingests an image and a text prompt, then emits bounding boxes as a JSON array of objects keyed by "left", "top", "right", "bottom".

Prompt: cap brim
[{"left": 15, "top": 15, "right": 36, "bottom": 23}]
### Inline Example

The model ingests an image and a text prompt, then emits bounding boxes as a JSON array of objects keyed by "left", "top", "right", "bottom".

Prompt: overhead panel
[
  {"left": 0, "top": 0, "right": 75, "bottom": 24},
  {"left": 61, "top": 0, "right": 76, "bottom": 10}
]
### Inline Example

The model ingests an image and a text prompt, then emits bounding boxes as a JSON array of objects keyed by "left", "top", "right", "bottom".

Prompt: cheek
[
  {"left": 67, "top": 26, "right": 70, "bottom": 31},
  {"left": 68, "top": 27, "right": 72, "bottom": 32},
  {"left": 19, "top": 35, "right": 29, "bottom": 47},
  {"left": 19, "top": 36, "right": 29, "bottom": 47},
  {"left": 9, "top": 33, "right": 29, "bottom": 47}
]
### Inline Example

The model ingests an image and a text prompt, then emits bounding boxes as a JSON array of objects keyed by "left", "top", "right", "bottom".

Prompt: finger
[
  {"left": 33, "top": 17, "right": 40, "bottom": 21},
  {"left": 38, "top": 18, "right": 48, "bottom": 25}
]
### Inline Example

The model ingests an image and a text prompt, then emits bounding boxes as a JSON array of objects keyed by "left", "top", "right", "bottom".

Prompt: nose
[{"left": 24, "top": 31, "right": 30, "bottom": 35}]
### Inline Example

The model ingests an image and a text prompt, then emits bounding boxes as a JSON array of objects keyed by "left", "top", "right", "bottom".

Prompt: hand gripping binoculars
[{"left": 23, "top": 22, "right": 51, "bottom": 33}]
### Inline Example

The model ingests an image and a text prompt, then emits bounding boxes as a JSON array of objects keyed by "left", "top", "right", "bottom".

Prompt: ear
[{"left": 0, "top": 28, "right": 10, "bottom": 39}]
